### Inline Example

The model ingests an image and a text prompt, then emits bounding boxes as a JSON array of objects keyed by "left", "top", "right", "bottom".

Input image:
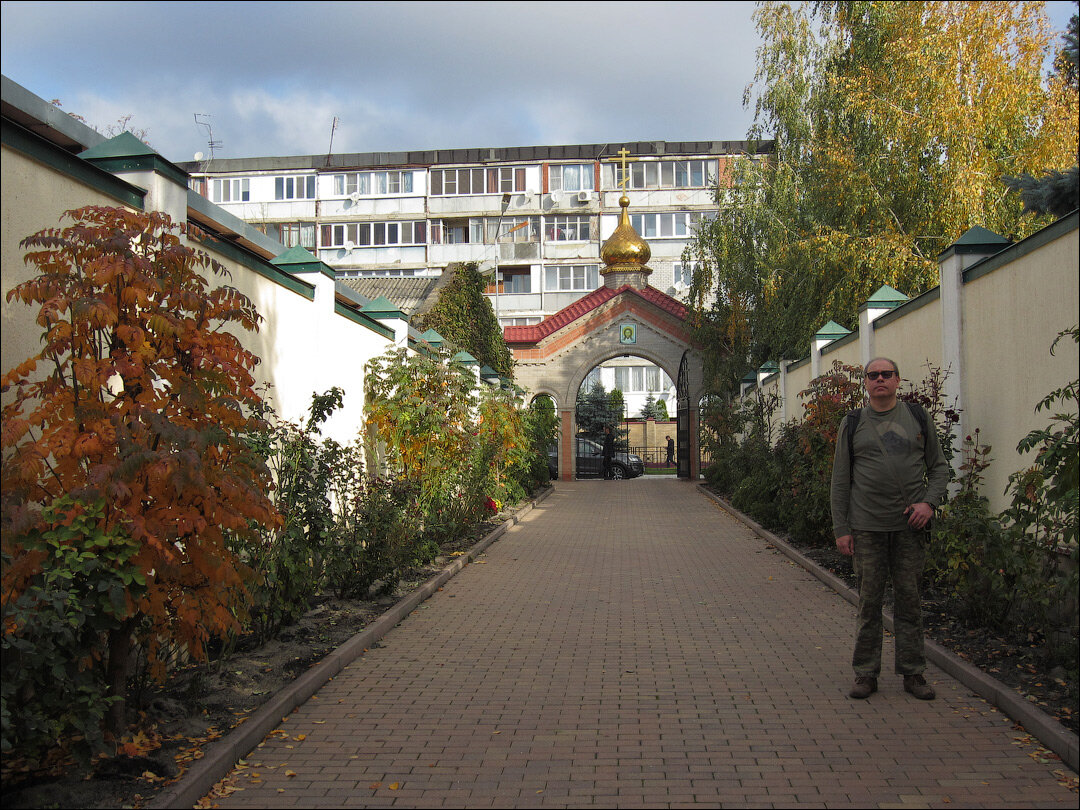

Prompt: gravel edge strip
[
  {"left": 152, "top": 485, "right": 554, "bottom": 809},
  {"left": 697, "top": 483, "right": 1079, "bottom": 774}
]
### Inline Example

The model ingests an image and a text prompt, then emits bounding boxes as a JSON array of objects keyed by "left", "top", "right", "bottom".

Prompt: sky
[{"left": 1, "top": 1, "right": 1076, "bottom": 164}]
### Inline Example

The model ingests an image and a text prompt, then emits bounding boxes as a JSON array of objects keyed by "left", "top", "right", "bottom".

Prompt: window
[
  {"left": 486, "top": 217, "right": 539, "bottom": 244},
  {"left": 430, "top": 217, "right": 538, "bottom": 244},
  {"left": 274, "top": 175, "right": 316, "bottom": 200},
  {"left": 320, "top": 221, "right": 427, "bottom": 247},
  {"left": 340, "top": 268, "right": 419, "bottom": 278},
  {"left": 672, "top": 261, "right": 700, "bottom": 288},
  {"left": 607, "top": 159, "right": 718, "bottom": 190},
  {"left": 430, "top": 166, "right": 526, "bottom": 196},
  {"left": 490, "top": 268, "right": 532, "bottom": 294},
  {"left": 549, "top": 163, "right": 594, "bottom": 192},
  {"left": 544, "top": 264, "right": 599, "bottom": 292},
  {"left": 630, "top": 211, "right": 712, "bottom": 238},
  {"left": 333, "top": 170, "right": 414, "bottom": 196},
  {"left": 613, "top": 365, "right": 668, "bottom": 393},
  {"left": 546, "top": 215, "right": 592, "bottom": 242},
  {"left": 260, "top": 222, "right": 315, "bottom": 248},
  {"left": 281, "top": 223, "right": 317, "bottom": 249},
  {"left": 211, "top": 177, "right": 250, "bottom": 203}
]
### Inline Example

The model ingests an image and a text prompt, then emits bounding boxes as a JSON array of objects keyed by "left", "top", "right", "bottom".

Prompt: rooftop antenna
[
  {"left": 193, "top": 113, "right": 221, "bottom": 170},
  {"left": 325, "top": 116, "right": 339, "bottom": 167}
]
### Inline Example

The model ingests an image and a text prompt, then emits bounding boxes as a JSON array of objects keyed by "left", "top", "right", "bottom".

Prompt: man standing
[
  {"left": 602, "top": 425, "right": 615, "bottom": 479},
  {"left": 665, "top": 435, "right": 675, "bottom": 467},
  {"left": 831, "top": 357, "right": 950, "bottom": 700}
]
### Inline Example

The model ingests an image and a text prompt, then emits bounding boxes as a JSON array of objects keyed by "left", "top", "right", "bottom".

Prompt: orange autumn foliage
[{"left": 1, "top": 206, "right": 282, "bottom": 676}]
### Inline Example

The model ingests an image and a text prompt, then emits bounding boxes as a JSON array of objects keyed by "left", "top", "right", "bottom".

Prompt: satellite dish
[{"left": 193, "top": 151, "right": 205, "bottom": 162}]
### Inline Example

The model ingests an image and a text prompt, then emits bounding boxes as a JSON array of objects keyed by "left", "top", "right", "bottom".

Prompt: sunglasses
[{"left": 865, "top": 370, "right": 897, "bottom": 381}]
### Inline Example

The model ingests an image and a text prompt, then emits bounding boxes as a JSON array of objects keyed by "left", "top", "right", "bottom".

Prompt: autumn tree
[
  {"left": 686, "top": 1, "right": 1080, "bottom": 397},
  {"left": 419, "top": 261, "right": 514, "bottom": 378},
  {"left": 1005, "top": 7, "right": 1080, "bottom": 217},
  {"left": 1, "top": 206, "right": 279, "bottom": 742}
]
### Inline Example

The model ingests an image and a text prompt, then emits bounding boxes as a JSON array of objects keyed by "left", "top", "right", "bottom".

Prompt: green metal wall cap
[
  {"left": 419, "top": 328, "right": 445, "bottom": 346},
  {"left": 360, "top": 296, "right": 406, "bottom": 319},
  {"left": 79, "top": 132, "right": 189, "bottom": 187},
  {"left": 271, "top": 246, "right": 334, "bottom": 280},
  {"left": 814, "top": 319, "right": 851, "bottom": 340},
  {"left": 940, "top": 225, "right": 1011, "bottom": 257}
]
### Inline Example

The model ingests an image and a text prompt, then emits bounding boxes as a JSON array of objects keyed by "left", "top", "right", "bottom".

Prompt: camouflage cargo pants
[{"left": 852, "top": 528, "right": 927, "bottom": 678}]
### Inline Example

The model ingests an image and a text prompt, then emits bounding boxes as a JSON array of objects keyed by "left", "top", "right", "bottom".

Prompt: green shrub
[
  {"left": 325, "top": 470, "right": 423, "bottom": 598},
  {"left": 1, "top": 496, "right": 144, "bottom": 765},
  {"left": 927, "top": 432, "right": 1017, "bottom": 629},
  {"left": 240, "top": 389, "right": 345, "bottom": 643},
  {"left": 1003, "top": 326, "right": 1079, "bottom": 664}
]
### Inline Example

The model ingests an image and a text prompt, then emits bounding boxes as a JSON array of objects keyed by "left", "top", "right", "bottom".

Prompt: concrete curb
[
  {"left": 152, "top": 485, "right": 554, "bottom": 809},
  {"left": 697, "top": 483, "right": 1079, "bottom": 775}
]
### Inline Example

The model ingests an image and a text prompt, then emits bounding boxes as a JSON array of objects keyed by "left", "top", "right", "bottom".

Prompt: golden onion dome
[{"left": 601, "top": 194, "right": 651, "bottom": 269}]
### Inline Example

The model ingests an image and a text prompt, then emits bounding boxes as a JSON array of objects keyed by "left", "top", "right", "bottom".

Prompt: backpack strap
[
  {"left": 846, "top": 408, "right": 862, "bottom": 485},
  {"left": 904, "top": 401, "right": 929, "bottom": 440},
  {"left": 847, "top": 402, "right": 930, "bottom": 484}
]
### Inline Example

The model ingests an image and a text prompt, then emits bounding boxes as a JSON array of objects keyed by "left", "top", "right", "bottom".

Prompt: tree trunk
[{"left": 104, "top": 619, "right": 135, "bottom": 738}]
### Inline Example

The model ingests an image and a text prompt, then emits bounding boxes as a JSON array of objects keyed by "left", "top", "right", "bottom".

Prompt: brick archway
[{"left": 506, "top": 284, "right": 704, "bottom": 480}]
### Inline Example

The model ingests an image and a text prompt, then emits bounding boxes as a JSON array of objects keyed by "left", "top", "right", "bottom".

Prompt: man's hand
[
  {"left": 904, "top": 502, "right": 934, "bottom": 530},
  {"left": 836, "top": 534, "right": 854, "bottom": 556}
]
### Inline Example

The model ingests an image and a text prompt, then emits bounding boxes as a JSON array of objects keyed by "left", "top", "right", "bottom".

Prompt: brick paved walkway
[{"left": 210, "top": 481, "right": 1075, "bottom": 808}]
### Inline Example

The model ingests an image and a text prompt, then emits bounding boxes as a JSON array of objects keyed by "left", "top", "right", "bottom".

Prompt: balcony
[{"left": 428, "top": 243, "right": 489, "bottom": 264}]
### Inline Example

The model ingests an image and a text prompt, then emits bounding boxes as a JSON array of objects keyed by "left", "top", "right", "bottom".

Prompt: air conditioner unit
[{"left": 576, "top": 190, "right": 591, "bottom": 203}]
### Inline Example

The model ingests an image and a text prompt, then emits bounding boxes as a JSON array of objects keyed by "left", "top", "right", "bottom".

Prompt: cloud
[{"left": 2, "top": 1, "right": 768, "bottom": 160}]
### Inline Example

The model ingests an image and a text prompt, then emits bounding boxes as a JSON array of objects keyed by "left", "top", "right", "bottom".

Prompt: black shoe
[{"left": 849, "top": 676, "right": 877, "bottom": 699}]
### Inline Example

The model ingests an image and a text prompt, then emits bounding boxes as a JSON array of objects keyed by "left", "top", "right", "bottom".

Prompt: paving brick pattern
[{"left": 212, "top": 481, "right": 1075, "bottom": 808}]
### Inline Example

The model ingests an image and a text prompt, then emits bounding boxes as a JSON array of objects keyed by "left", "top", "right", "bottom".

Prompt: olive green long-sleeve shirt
[{"left": 831, "top": 402, "right": 950, "bottom": 539}]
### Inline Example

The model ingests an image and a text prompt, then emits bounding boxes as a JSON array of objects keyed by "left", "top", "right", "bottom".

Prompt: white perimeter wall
[
  {"left": 743, "top": 214, "right": 1078, "bottom": 514},
  {"left": 1, "top": 141, "right": 394, "bottom": 448}
]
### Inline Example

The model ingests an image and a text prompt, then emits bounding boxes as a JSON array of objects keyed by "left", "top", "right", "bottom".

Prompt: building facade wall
[{"left": 187, "top": 146, "right": 757, "bottom": 328}]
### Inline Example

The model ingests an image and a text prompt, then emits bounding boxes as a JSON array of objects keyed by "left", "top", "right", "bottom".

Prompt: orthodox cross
[{"left": 610, "top": 147, "right": 637, "bottom": 192}]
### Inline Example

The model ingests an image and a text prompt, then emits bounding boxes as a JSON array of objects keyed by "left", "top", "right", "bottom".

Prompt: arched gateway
[{"left": 505, "top": 190, "right": 705, "bottom": 480}]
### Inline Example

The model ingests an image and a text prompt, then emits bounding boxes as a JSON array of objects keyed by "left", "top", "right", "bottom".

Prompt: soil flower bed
[{"left": 2, "top": 510, "right": 513, "bottom": 810}]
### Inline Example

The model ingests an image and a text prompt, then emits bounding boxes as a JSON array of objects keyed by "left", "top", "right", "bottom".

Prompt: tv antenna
[
  {"left": 193, "top": 113, "right": 221, "bottom": 169},
  {"left": 325, "top": 116, "right": 339, "bottom": 167}
]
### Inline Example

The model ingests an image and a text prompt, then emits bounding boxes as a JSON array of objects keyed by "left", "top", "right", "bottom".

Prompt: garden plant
[{"left": 1, "top": 207, "right": 554, "bottom": 781}]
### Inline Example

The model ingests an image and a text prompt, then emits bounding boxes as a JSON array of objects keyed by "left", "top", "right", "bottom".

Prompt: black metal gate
[{"left": 676, "top": 351, "right": 690, "bottom": 478}]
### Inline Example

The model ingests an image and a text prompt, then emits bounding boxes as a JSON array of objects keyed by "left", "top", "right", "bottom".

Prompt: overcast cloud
[{"left": 1, "top": 1, "right": 1075, "bottom": 163}]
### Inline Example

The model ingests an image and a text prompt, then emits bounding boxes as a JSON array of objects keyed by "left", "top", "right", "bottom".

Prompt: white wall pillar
[
  {"left": 811, "top": 321, "right": 851, "bottom": 379},
  {"left": 938, "top": 227, "right": 1011, "bottom": 485},
  {"left": 778, "top": 360, "right": 789, "bottom": 423}
]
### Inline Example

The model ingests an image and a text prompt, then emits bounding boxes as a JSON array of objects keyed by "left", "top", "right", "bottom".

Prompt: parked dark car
[{"left": 548, "top": 437, "right": 645, "bottom": 479}]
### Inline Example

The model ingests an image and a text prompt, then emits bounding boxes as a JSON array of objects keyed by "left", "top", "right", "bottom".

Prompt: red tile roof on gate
[{"left": 503, "top": 285, "right": 688, "bottom": 344}]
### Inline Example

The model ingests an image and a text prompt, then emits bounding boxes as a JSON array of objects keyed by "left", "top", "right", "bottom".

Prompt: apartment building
[{"left": 181, "top": 140, "right": 772, "bottom": 415}]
